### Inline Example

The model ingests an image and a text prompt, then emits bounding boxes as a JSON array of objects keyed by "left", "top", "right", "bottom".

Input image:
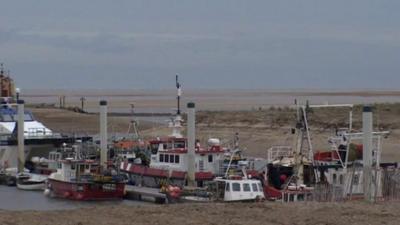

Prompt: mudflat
[{"left": 0, "top": 202, "right": 399, "bottom": 225}]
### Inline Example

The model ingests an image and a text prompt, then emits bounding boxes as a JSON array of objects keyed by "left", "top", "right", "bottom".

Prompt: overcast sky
[{"left": 0, "top": 0, "right": 399, "bottom": 90}]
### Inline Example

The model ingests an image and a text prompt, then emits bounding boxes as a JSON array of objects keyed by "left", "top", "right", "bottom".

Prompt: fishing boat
[
  {"left": 120, "top": 76, "right": 229, "bottom": 188},
  {"left": 211, "top": 150, "right": 265, "bottom": 202},
  {"left": 264, "top": 103, "right": 391, "bottom": 202},
  {"left": 46, "top": 100, "right": 126, "bottom": 201},
  {"left": 121, "top": 136, "right": 226, "bottom": 188},
  {"left": 16, "top": 172, "right": 47, "bottom": 190},
  {"left": 214, "top": 177, "right": 265, "bottom": 202},
  {"left": 46, "top": 158, "right": 126, "bottom": 200}
]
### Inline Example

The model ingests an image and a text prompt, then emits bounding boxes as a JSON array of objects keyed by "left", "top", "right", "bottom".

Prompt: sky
[{"left": 0, "top": 0, "right": 400, "bottom": 90}]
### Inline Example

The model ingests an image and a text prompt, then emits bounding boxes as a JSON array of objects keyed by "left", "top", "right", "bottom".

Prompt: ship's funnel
[
  {"left": 187, "top": 102, "right": 196, "bottom": 187},
  {"left": 100, "top": 100, "right": 108, "bottom": 169},
  {"left": 17, "top": 99, "right": 25, "bottom": 173}
]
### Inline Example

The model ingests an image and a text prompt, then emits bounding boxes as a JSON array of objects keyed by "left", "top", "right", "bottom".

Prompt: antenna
[{"left": 176, "top": 74, "right": 181, "bottom": 115}]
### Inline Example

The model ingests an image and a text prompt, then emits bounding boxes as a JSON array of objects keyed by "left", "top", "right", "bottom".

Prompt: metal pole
[
  {"left": 17, "top": 100, "right": 25, "bottom": 173},
  {"left": 344, "top": 110, "right": 353, "bottom": 171},
  {"left": 100, "top": 100, "right": 108, "bottom": 170},
  {"left": 187, "top": 102, "right": 196, "bottom": 187}
]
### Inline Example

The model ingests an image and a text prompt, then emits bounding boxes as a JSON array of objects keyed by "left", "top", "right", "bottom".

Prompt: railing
[
  {"left": 309, "top": 167, "right": 400, "bottom": 203},
  {"left": 381, "top": 167, "right": 400, "bottom": 201},
  {"left": 26, "top": 127, "right": 53, "bottom": 138}
]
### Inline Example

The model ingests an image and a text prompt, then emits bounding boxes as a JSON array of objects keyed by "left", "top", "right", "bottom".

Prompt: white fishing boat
[{"left": 16, "top": 172, "right": 47, "bottom": 191}]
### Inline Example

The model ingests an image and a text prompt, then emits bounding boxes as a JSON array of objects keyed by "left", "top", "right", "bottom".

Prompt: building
[{"left": 0, "top": 63, "right": 16, "bottom": 99}]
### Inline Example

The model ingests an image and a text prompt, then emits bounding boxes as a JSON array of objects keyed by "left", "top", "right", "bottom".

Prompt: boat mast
[
  {"left": 176, "top": 74, "right": 181, "bottom": 115},
  {"left": 170, "top": 75, "right": 183, "bottom": 138},
  {"left": 293, "top": 99, "right": 305, "bottom": 186}
]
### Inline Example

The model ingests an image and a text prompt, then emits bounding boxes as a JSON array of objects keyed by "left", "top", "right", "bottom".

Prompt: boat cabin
[
  {"left": 148, "top": 137, "right": 225, "bottom": 175},
  {"left": 0, "top": 104, "right": 53, "bottom": 137},
  {"left": 50, "top": 159, "right": 97, "bottom": 182},
  {"left": 215, "top": 178, "right": 265, "bottom": 202}
]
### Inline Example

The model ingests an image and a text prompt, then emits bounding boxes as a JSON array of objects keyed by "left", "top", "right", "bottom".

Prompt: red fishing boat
[
  {"left": 46, "top": 159, "right": 125, "bottom": 200},
  {"left": 120, "top": 136, "right": 226, "bottom": 188}
]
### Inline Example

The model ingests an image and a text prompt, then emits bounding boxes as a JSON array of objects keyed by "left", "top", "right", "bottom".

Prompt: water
[{"left": 0, "top": 186, "right": 146, "bottom": 211}]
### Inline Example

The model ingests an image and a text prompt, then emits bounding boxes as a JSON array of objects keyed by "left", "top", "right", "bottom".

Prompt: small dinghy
[{"left": 16, "top": 173, "right": 47, "bottom": 191}]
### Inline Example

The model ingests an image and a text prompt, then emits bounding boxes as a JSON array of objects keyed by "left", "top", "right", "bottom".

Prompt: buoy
[{"left": 44, "top": 189, "right": 51, "bottom": 196}]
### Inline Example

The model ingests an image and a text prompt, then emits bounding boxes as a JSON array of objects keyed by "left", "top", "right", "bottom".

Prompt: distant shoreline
[{"left": 20, "top": 89, "right": 400, "bottom": 98}]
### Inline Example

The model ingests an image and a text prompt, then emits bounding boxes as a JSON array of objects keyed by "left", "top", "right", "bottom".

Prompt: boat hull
[
  {"left": 17, "top": 182, "right": 46, "bottom": 191},
  {"left": 47, "top": 179, "right": 125, "bottom": 201},
  {"left": 121, "top": 163, "right": 214, "bottom": 188}
]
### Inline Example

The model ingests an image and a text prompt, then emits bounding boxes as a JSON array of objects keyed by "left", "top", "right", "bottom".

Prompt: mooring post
[
  {"left": 362, "top": 105, "right": 373, "bottom": 202},
  {"left": 100, "top": 100, "right": 108, "bottom": 170},
  {"left": 17, "top": 99, "right": 25, "bottom": 173},
  {"left": 187, "top": 102, "right": 196, "bottom": 187}
]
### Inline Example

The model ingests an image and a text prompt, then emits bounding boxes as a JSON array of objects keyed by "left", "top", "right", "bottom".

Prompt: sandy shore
[{"left": 1, "top": 202, "right": 399, "bottom": 225}]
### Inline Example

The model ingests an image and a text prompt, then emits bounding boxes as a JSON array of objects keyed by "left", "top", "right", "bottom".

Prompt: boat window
[
  {"left": 80, "top": 164, "right": 85, "bottom": 173},
  {"left": 208, "top": 155, "right": 213, "bottom": 163},
  {"left": 339, "top": 175, "right": 344, "bottom": 185},
  {"left": 24, "top": 113, "right": 33, "bottom": 121},
  {"left": 165, "top": 154, "right": 169, "bottom": 163},
  {"left": 1, "top": 114, "right": 13, "bottom": 122},
  {"left": 174, "top": 141, "right": 185, "bottom": 149},
  {"left": 167, "top": 142, "right": 173, "bottom": 149},
  {"left": 252, "top": 183, "right": 258, "bottom": 192},
  {"left": 71, "top": 163, "right": 76, "bottom": 170},
  {"left": 243, "top": 183, "right": 251, "bottom": 192},
  {"left": 163, "top": 143, "right": 168, "bottom": 150},
  {"left": 175, "top": 155, "right": 180, "bottom": 164},
  {"left": 225, "top": 183, "right": 230, "bottom": 192},
  {"left": 159, "top": 154, "right": 164, "bottom": 162},
  {"left": 170, "top": 155, "right": 174, "bottom": 163},
  {"left": 232, "top": 183, "right": 241, "bottom": 192},
  {"left": 57, "top": 163, "right": 62, "bottom": 169},
  {"left": 258, "top": 183, "right": 263, "bottom": 192},
  {"left": 333, "top": 174, "right": 337, "bottom": 184},
  {"left": 151, "top": 144, "right": 159, "bottom": 154}
]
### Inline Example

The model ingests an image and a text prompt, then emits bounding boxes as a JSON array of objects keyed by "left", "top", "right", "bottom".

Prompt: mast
[
  {"left": 170, "top": 75, "right": 183, "bottom": 138},
  {"left": 293, "top": 100, "right": 305, "bottom": 186},
  {"left": 176, "top": 74, "right": 181, "bottom": 115}
]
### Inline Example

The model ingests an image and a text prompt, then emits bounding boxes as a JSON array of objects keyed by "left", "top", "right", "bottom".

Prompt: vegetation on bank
[{"left": 196, "top": 103, "right": 400, "bottom": 130}]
